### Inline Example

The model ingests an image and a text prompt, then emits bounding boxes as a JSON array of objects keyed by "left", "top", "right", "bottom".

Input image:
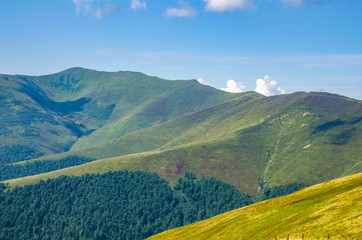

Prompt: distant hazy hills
[{"left": 1, "top": 68, "right": 361, "bottom": 196}]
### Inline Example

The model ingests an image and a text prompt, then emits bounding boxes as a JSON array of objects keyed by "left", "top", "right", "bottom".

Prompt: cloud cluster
[
  {"left": 204, "top": 0, "right": 254, "bottom": 12},
  {"left": 255, "top": 76, "right": 285, "bottom": 96},
  {"left": 197, "top": 78, "right": 208, "bottom": 85},
  {"left": 72, "top": 0, "right": 145, "bottom": 18},
  {"left": 220, "top": 76, "right": 285, "bottom": 96},
  {"left": 221, "top": 80, "right": 246, "bottom": 93},
  {"left": 72, "top": 0, "right": 337, "bottom": 18},
  {"left": 131, "top": 0, "right": 146, "bottom": 10},
  {"left": 165, "top": 1, "right": 197, "bottom": 18}
]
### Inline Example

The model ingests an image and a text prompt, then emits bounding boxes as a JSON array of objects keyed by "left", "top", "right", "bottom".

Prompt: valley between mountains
[{"left": 0, "top": 68, "right": 361, "bottom": 239}]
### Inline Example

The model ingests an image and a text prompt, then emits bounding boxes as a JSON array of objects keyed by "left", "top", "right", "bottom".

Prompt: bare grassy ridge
[
  {"left": 0, "top": 68, "right": 244, "bottom": 155},
  {"left": 147, "top": 172, "right": 362, "bottom": 240}
]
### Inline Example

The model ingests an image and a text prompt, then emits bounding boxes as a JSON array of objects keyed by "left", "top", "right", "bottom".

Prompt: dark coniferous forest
[
  {"left": 0, "top": 145, "right": 44, "bottom": 164},
  {"left": 0, "top": 170, "right": 307, "bottom": 240},
  {"left": 0, "top": 171, "right": 253, "bottom": 240}
]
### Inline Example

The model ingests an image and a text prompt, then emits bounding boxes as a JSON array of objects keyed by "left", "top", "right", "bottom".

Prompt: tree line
[{"left": 0, "top": 155, "right": 95, "bottom": 181}]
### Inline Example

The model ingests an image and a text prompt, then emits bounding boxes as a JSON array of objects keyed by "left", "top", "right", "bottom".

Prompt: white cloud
[
  {"left": 197, "top": 78, "right": 208, "bottom": 85},
  {"left": 221, "top": 79, "right": 246, "bottom": 93},
  {"left": 204, "top": 0, "right": 254, "bottom": 11},
  {"left": 165, "top": 1, "right": 197, "bottom": 18},
  {"left": 72, "top": 0, "right": 92, "bottom": 15},
  {"left": 131, "top": 0, "right": 146, "bottom": 10},
  {"left": 255, "top": 76, "right": 285, "bottom": 96}
]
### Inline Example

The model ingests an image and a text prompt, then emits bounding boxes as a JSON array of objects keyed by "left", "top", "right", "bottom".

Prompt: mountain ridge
[
  {"left": 0, "top": 68, "right": 247, "bottom": 155},
  {"left": 1, "top": 68, "right": 361, "bottom": 197}
]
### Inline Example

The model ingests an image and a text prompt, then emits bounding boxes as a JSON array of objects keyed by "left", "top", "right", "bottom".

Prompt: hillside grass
[
  {"left": 37, "top": 91, "right": 309, "bottom": 162},
  {"left": 147, "top": 172, "right": 362, "bottom": 240},
  {"left": 1, "top": 68, "right": 248, "bottom": 155},
  {"left": 2, "top": 91, "right": 361, "bottom": 197},
  {"left": 41, "top": 91, "right": 264, "bottom": 160},
  {"left": 64, "top": 69, "right": 250, "bottom": 150},
  {"left": 5, "top": 113, "right": 361, "bottom": 196}
]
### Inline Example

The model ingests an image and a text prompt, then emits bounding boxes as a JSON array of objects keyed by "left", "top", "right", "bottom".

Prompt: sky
[{"left": 1, "top": 0, "right": 362, "bottom": 99}]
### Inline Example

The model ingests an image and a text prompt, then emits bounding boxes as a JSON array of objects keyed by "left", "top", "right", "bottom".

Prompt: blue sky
[{"left": 1, "top": 0, "right": 362, "bottom": 99}]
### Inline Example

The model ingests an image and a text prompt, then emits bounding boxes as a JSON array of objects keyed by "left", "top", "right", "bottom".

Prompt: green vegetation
[
  {"left": 148, "top": 172, "right": 362, "bottom": 240},
  {"left": 0, "top": 171, "right": 251, "bottom": 240},
  {"left": 1, "top": 68, "right": 360, "bottom": 240},
  {"left": 172, "top": 171, "right": 252, "bottom": 225},
  {"left": 0, "top": 156, "right": 94, "bottom": 181},
  {"left": 0, "top": 145, "right": 43, "bottom": 164},
  {"left": 8, "top": 94, "right": 360, "bottom": 196},
  {"left": 1, "top": 68, "right": 361, "bottom": 198},
  {"left": 0, "top": 68, "right": 246, "bottom": 156}
]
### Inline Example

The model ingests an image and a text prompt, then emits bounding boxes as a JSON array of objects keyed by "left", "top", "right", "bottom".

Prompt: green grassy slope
[
  {"left": 0, "top": 74, "right": 81, "bottom": 154},
  {"left": 60, "top": 69, "right": 248, "bottom": 150},
  {"left": 44, "top": 91, "right": 263, "bottom": 160},
  {"left": 39, "top": 91, "right": 319, "bottom": 161},
  {"left": 5, "top": 92, "right": 361, "bottom": 197},
  {"left": 45, "top": 91, "right": 361, "bottom": 165},
  {"left": 0, "top": 68, "right": 244, "bottom": 155},
  {"left": 147, "top": 172, "right": 362, "bottom": 240}
]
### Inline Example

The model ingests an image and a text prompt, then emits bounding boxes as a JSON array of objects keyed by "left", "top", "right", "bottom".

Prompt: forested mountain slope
[{"left": 0, "top": 171, "right": 252, "bottom": 240}]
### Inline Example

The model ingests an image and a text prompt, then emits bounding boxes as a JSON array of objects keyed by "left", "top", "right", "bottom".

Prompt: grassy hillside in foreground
[
  {"left": 147, "top": 173, "right": 362, "bottom": 240},
  {"left": 4, "top": 92, "right": 361, "bottom": 196}
]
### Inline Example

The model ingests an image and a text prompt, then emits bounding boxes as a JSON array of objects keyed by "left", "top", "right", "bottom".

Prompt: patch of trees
[
  {"left": 0, "top": 155, "right": 94, "bottom": 181},
  {"left": 0, "top": 145, "right": 43, "bottom": 164},
  {"left": 0, "top": 171, "right": 252, "bottom": 240},
  {"left": 173, "top": 171, "right": 252, "bottom": 225}
]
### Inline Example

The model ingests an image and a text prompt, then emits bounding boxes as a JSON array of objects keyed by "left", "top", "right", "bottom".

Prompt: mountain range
[{"left": 1, "top": 67, "right": 361, "bottom": 197}]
